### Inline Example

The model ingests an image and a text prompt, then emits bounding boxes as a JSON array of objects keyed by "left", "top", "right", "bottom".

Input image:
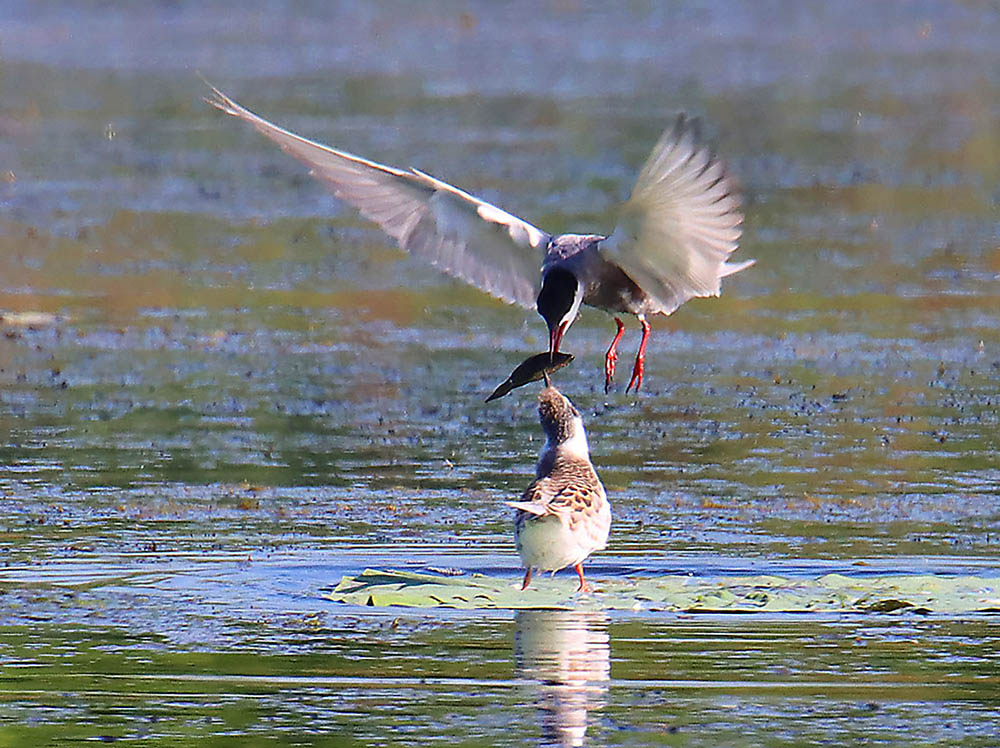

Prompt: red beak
[{"left": 548, "top": 320, "right": 568, "bottom": 361}]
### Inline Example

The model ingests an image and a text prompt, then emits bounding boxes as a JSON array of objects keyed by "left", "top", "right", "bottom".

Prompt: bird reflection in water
[{"left": 514, "top": 610, "right": 610, "bottom": 747}]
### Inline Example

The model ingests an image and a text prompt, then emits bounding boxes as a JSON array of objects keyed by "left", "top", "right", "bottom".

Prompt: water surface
[{"left": 1, "top": 1, "right": 999, "bottom": 744}]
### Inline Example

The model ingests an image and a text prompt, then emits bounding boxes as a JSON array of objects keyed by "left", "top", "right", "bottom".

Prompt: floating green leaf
[{"left": 326, "top": 569, "right": 1000, "bottom": 613}]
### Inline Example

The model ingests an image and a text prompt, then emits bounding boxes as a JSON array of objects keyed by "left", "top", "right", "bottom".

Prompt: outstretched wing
[
  {"left": 206, "top": 86, "right": 550, "bottom": 308},
  {"left": 603, "top": 115, "right": 752, "bottom": 315}
]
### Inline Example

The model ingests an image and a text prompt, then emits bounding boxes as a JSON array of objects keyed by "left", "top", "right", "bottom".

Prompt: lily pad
[{"left": 326, "top": 569, "right": 1000, "bottom": 614}]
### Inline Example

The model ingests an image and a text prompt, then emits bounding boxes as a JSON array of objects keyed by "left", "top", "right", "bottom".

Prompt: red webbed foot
[
  {"left": 604, "top": 318, "right": 626, "bottom": 393},
  {"left": 625, "top": 316, "right": 651, "bottom": 393}
]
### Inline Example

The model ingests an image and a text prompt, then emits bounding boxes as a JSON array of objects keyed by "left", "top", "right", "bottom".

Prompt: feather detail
[
  {"left": 506, "top": 500, "right": 549, "bottom": 516},
  {"left": 602, "top": 114, "right": 752, "bottom": 315},
  {"left": 206, "top": 85, "right": 550, "bottom": 309}
]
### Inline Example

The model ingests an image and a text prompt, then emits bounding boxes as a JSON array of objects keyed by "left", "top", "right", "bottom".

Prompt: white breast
[{"left": 559, "top": 417, "right": 590, "bottom": 460}]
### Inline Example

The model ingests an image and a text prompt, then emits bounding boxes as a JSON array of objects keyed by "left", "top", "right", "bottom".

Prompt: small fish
[{"left": 486, "top": 352, "right": 574, "bottom": 402}]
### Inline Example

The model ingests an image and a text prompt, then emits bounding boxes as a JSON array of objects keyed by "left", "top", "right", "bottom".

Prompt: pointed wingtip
[
  {"left": 721, "top": 258, "right": 755, "bottom": 278},
  {"left": 199, "top": 75, "right": 243, "bottom": 118}
]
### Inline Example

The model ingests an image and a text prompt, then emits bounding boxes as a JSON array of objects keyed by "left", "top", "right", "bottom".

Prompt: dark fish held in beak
[{"left": 485, "top": 352, "right": 575, "bottom": 402}]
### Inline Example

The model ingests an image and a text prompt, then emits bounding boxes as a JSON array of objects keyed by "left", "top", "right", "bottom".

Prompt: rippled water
[{"left": 1, "top": 0, "right": 999, "bottom": 745}]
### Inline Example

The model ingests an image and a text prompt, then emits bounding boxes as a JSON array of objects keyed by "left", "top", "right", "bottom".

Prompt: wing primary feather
[{"left": 206, "top": 83, "right": 550, "bottom": 309}]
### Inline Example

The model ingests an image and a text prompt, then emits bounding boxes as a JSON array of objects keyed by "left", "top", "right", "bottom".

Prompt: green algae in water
[{"left": 328, "top": 569, "right": 1000, "bottom": 613}]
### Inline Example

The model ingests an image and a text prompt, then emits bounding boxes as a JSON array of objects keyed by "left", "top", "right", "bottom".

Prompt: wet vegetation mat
[{"left": 329, "top": 569, "right": 1000, "bottom": 613}]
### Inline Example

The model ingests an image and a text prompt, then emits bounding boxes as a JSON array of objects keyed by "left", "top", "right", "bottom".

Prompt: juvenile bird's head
[{"left": 537, "top": 386, "right": 589, "bottom": 460}]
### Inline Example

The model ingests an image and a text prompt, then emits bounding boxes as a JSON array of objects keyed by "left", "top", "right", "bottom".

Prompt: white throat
[
  {"left": 541, "top": 416, "right": 590, "bottom": 461},
  {"left": 560, "top": 282, "right": 585, "bottom": 331}
]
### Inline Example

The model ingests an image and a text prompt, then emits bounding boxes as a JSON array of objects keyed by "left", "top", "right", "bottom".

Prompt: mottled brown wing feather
[{"left": 521, "top": 461, "right": 604, "bottom": 517}]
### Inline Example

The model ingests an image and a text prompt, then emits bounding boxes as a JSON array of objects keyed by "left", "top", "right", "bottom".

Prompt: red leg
[
  {"left": 604, "top": 317, "right": 625, "bottom": 393},
  {"left": 626, "top": 317, "right": 651, "bottom": 393},
  {"left": 574, "top": 563, "right": 589, "bottom": 593},
  {"left": 521, "top": 568, "right": 533, "bottom": 590}
]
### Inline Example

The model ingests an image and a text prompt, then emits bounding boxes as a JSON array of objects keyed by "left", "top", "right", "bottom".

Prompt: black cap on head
[{"left": 537, "top": 268, "right": 578, "bottom": 357}]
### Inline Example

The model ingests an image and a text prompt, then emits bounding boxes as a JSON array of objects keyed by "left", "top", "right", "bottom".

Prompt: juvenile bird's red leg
[
  {"left": 626, "top": 317, "right": 651, "bottom": 393},
  {"left": 574, "top": 563, "right": 589, "bottom": 593},
  {"left": 604, "top": 317, "right": 626, "bottom": 393},
  {"left": 521, "top": 568, "right": 533, "bottom": 590}
]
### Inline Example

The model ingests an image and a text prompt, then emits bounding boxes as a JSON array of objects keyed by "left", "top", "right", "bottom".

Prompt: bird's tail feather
[{"left": 505, "top": 500, "right": 549, "bottom": 516}]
